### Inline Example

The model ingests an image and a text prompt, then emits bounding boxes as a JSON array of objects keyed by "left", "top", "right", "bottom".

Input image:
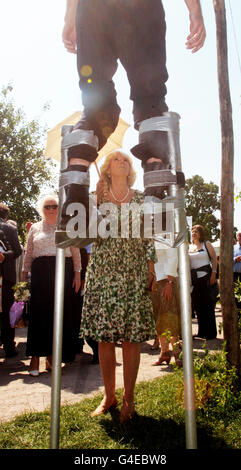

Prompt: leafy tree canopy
[
  {"left": 185, "top": 175, "right": 220, "bottom": 241},
  {"left": 0, "top": 85, "right": 58, "bottom": 242}
]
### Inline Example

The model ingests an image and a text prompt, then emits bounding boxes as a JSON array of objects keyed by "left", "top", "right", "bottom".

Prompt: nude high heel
[
  {"left": 119, "top": 396, "right": 136, "bottom": 423},
  {"left": 91, "top": 396, "right": 118, "bottom": 417},
  {"left": 152, "top": 351, "right": 171, "bottom": 366}
]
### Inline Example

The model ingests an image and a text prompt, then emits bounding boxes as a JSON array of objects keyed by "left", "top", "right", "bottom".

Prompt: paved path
[{"left": 0, "top": 311, "right": 223, "bottom": 423}]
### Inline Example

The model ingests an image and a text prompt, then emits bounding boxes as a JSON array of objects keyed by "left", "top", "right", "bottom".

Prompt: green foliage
[
  {"left": 177, "top": 346, "right": 241, "bottom": 419},
  {"left": 185, "top": 175, "right": 220, "bottom": 241},
  {"left": 234, "top": 279, "right": 241, "bottom": 343},
  {"left": 234, "top": 278, "right": 241, "bottom": 305},
  {"left": 0, "top": 372, "right": 240, "bottom": 449},
  {"left": 234, "top": 189, "right": 241, "bottom": 203},
  {"left": 0, "top": 85, "right": 58, "bottom": 242}
]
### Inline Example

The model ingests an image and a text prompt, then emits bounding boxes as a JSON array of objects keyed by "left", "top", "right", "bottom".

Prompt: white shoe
[{"left": 29, "top": 370, "right": 39, "bottom": 377}]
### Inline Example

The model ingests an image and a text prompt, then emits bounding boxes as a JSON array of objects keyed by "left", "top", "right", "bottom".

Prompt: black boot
[
  {"left": 131, "top": 115, "right": 185, "bottom": 200},
  {"left": 142, "top": 161, "right": 170, "bottom": 199},
  {"left": 55, "top": 165, "right": 94, "bottom": 248},
  {"left": 131, "top": 130, "right": 172, "bottom": 200}
]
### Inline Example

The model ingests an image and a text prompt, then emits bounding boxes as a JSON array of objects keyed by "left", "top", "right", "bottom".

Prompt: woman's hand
[
  {"left": 72, "top": 271, "right": 81, "bottom": 293},
  {"left": 162, "top": 278, "right": 174, "bottom": 301},
  {"left": 21, "top": 271, "right": 27, "bottom": 282},
  {"left": 209, "top": 272, "right": 216, "bottom": 286},
  {"left": 147, "top": 261, "right": 156, "bottom": 291}
]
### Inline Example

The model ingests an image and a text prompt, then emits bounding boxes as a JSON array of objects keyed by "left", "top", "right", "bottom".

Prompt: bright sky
[{"left": 0, "top": 0, "right": 240, "bottom": 228}]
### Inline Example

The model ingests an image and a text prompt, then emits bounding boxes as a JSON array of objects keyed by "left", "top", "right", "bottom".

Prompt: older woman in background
[{"left": 22, "top": 194, "right": 81, "bottom": 376}]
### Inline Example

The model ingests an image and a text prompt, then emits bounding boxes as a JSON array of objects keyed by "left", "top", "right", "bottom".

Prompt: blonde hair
[
  {"left": 100, "top": 149, "right": 136, "bottom": 187},
  {"left": 37, "top": 194, "right": 58, "bottom": 218}
]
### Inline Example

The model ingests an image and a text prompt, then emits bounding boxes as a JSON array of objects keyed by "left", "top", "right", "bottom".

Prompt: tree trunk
[{"left": 213, "top": 0, "right": 240, "bottom": 376}]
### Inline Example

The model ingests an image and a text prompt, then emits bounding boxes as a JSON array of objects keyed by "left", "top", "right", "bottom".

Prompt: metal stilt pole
[
  {"left": 178, "top": 235, "right": 197, "bottom": 449},
  {"left": 171, "top": 185, "right": 197, "bottom": 449},
  {"left": 50, "top": 247, "right": 65, "bottom": 449},
  {"left": 50, "top": 125, "right": 71, "bottom": 449},
  {"left": 168, "top": 114, "right": 197, "bottom": 448},
  {"left": 144, "top": 111, "right": 197, "bottom": 447}
]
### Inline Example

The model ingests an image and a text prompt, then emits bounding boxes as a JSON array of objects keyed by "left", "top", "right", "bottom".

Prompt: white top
[
  {"left": 189, "top": 242, "right": 210, "bottom": 278},
  {"left": 154, "top": 241, "right": 178, "bottom": 281},
  {"left": 22, "top": 220, "right": 81, "bottom": 273}
]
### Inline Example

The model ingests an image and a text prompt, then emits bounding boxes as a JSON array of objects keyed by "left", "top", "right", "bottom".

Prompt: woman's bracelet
[{"left": 212, "top": 270, "right": 217, "bottom": 273}]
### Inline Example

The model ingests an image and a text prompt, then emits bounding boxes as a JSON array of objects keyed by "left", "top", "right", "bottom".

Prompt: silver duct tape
[
  {"left": 62, "top": 129, "right": 99, "bottom": 150},
  {"left": 61, "top": 124, "right": 74, "bottom": 137},
  {"left": 139, "top": 112, "right": 180, "bottom": 134},
  {"left": 144, "top": 169, "right": 178, "bottom": 187},
  {"left": 59, "top": 170, "right": 90, "bottom": 188}
]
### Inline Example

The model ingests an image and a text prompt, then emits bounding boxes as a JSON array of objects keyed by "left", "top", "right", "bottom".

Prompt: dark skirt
[
  {"left": 191, "top": 274, "right": 217, "bottom": 340},
  {"left": 26, "top": 256, "right": 79, "bottom": 361}
]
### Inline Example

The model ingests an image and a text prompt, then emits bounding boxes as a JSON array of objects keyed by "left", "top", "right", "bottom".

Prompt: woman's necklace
[{"left": 109, "top": 186, "right": 130, "bottom": 203}]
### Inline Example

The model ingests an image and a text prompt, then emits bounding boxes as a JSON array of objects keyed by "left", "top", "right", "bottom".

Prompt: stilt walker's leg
[
  {"left": 55, "top": 125, "right": 99, "bottom": 249},
  {"left": 134, "top": 111, "right": 197, "bottom": 447},
  {"left": 131, "top": 112, "right": 187, "bottom": 248}
]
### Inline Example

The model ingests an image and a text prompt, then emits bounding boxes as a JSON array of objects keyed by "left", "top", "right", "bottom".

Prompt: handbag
[
  {"left": 208, "top": 281, "right": 219, "bottom": 305},
  {"left": 9, "top": 301, "right": 25, "bottom": 328}
]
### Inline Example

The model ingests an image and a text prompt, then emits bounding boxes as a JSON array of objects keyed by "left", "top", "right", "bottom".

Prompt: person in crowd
[
  {"left": 80, "top": 150, "right": 157, "bottom": 422},
  {"left": 0, "top": 204, "right": 23, "bottom": 357},
  {"left": 74, "top": 244, "right": 99, "bottom": 364},
  {"left": 7, "top": 220, "right": 24, "bottom": 284},
  {"left": 233, "top": 231, "right": 241, "bottom": 310},
  {"left": 150, "top": 243, "right": 182, "bottom": 368},
  {"left": 189, "top": 224, "right": 217, "bottom": 340},
  {"left": 22, "top": 195, "right": 81, "bottom": 376}
]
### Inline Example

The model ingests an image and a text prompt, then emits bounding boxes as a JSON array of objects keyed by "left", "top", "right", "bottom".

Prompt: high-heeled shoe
[
  {"left": 29, "top": 356, "right": 39, "bottom": 376},
  {"left": 119, "top": 397, "right": 136, "bottom": 423},
  {"left": 29, "top": 370, "right": 39, "bottom": 377},
  {"left": 91, "top": 396, "right": 118, "bottom": 417},
  {"left": 152, "top": 351, "right": 171, "bottom": 366}
]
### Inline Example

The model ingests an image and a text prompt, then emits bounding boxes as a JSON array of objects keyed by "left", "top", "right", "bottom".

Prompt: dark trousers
[
  {"left": 1, "top": 279, "right": 15, "bottom": 353},
  {"left": 191, "top": 275, "right": 217, "bottom": 340},
  {"left": 75, "top": 0, "right": 168, "bottom": 151}
]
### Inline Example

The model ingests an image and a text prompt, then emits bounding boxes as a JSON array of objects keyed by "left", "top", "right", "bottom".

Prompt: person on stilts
[{"left": 57, "top": 0, "right": 206, "bottom": 247}]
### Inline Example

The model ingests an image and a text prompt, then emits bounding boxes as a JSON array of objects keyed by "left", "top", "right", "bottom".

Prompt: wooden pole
[{"left": 213, "top": 0, "right": 240, "bottom": 375}]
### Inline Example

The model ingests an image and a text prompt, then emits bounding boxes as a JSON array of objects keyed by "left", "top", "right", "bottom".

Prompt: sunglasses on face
[{"left": 44, "top": 205, "right": 58, "bottom": 210}]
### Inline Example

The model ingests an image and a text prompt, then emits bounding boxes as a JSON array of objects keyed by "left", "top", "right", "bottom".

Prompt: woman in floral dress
[{"left": 80, "top": 150, "right": 156, "bottom": 422}]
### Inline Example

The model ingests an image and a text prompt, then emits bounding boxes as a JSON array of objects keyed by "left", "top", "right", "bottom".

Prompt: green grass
[{"left": 0, "top": 369, "right": 240, "bottom": 450}]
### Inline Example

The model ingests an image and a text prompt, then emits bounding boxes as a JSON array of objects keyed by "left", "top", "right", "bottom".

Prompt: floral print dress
[{"left": 80, "top": 191, "right": 157, "bottom": 343}]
